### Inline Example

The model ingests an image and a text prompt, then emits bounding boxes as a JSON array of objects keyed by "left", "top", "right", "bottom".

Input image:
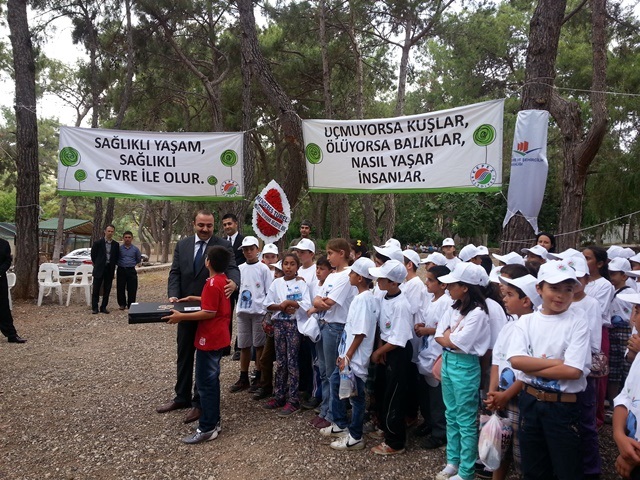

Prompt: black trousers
[
  {"left": 175, "top": 320, "right": 200, "bottom": 407},
  {"left": 116, "top": 267, "right": 138, "bottom": 308},
  {"left": 92, "top": 266, "right": 115, "bottom": 310},
  {"left": 0, "top": 276, "right": 16, "bottom": 338}
]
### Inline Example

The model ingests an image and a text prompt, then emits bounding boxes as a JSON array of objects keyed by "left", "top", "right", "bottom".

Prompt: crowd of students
[{"left": 168, "top": 230, "right": 640, "bottom": 480}]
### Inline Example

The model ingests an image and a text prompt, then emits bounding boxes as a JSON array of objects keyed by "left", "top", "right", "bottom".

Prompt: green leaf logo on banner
[
  {"left": 220, "top": 150, "right": 238, "bottom": 167},
  {"left": 207, "top": 175, "right": 218, "bottom": 186},
  {"left": 305, "top": 143, "right": 323, "bottom": 164},
  {"left": 473, "top": 124, "right": 496, "bottom": 146},
  {"left": 74, "top": 169, "right": 87, "bottom": 182},
  {"left": 59, "top": 146, "right": 81, "bottom": 167}
]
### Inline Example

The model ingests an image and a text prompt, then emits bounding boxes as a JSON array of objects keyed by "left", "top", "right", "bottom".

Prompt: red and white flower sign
[{"left": 252, "top": 180, "right": 291, "bottom": 244}]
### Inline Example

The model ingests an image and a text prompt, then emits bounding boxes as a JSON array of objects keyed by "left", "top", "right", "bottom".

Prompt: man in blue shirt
[{"left": 117, "top": 231, "right": 142, "bottom": 310}]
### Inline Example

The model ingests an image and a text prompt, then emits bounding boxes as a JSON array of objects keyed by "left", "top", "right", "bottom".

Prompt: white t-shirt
[
  {"left": 492, "top": 320, "right": 522, "bottom": 391},
  {"left": 378, "top": 292, "right": 414, "bottom": 348},
  {"left": 570, "top": 296, "right": 602, "bottom": 354},
  {"left": 611, "top": 286, "right": 634, "bottom": 327},
  {"left": 237, "top": 261, "right": 273, "bottom": 315},
  {"left": 584, "top": 276, "right": 615, "bottom": 327},
  {"left": 298, "top": 263, "right": 316, "bottom": 286},
  {"left": 626, "top": 277, "right": 638, "bottom": 292},
  {"left": 416, "top": 294, "right": 452, "bottom": 383},
  {"left": 486, "top": 298, "right": 507, "bottom": 349},
  {"left": 613, "top": 355, "right": 640, "bottom": 442},
  {"left": 337, "top": 290, "right": 379, "bottom": 381},
  {"left": 507, "top": 309, "right": 591, "bottom": 393},
  {"left": 401, "top": 276, "right": 429, "bottom": 361},
  {"left": 314, "top": 269, "right": 356, "bottom": 324},
  {"left": 445, "top": 256, "right": 462, "bottom": 271},
  {"left": 265, "top": 277, "right": 311, "bottom": 322},
  {"left": 435, "top": 306, "right": 490, "bottom": 356}
]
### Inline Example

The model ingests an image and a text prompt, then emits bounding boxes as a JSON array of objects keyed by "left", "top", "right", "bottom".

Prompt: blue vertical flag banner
[
  {"left": 302, "top": 99, "right": 504, "bottom": 193},
  {"left": 58, "top": 127, "right": 244, "bottom": 201},
  {"left": 502, "top": 110, "right": 550, "bottom": 232}
]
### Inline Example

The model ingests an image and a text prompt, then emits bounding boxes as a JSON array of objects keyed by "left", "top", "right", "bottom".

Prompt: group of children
[{"left": 162, "top": 231, "right": 640, "bottom": 480}]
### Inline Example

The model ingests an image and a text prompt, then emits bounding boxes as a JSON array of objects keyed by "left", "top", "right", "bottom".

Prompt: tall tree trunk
[
  {"left": 236, "top": 0, "right": 305, "bottom": 208},
  {"left": 161, "top": 201, "right": 171, "bottom": 262},
  {"left": 501, "top": 0, "right": 567, "bottom": 253},
  {"left": 8, "top": 0, "right": 39, "bottom": 299},
  {"left": 52, "top": 198, "right": 67, "bottom": 262}
]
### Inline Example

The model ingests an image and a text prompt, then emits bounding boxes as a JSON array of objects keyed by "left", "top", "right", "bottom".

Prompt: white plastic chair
[
  {"left": 66, "top": 264, "right": 93, "bottom": 306},
  {"left": 6, "top": 272, "right": 16, "bottom": 310},
  {"left": 37, "top": 263, "right": 63, "bottom": 306}
]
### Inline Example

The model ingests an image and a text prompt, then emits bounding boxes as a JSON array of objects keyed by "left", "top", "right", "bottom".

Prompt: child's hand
[
  {"left": 628, "top": 334, "right": 640, "bottom": 354},
  {"left": 484, "top": 391, "right": 508, "bottom": 411},
  {"left": 336, "top": 356, "right": 347, "bottom": 371},
  {"left": 163, "top": 309, "right": 182, "bottom": 324},
  {"left": 307, "top": 307, "right": 317, "bottom": 316},
  {"left": 371, "top": 349, "right": 386, "bottom": 365},
  {"left": 616, "top": 434, "right": 640, "bottom": 466},
  {"left": 616, "top": 453, "right": 640, "bottom": 479},
  {"left": 414, "top": 323, "right": 425, "bottom": 337}
]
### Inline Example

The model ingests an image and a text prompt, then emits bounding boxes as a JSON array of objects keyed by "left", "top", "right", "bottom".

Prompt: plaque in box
[{"left": 128, "top": 302, "right": 201, "bottom": 324}]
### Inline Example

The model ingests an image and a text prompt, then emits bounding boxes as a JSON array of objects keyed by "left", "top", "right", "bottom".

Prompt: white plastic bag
[
  {"left": 338, "top": 361, "right": 357, "bottom": 399},
  {"left": 478, "top": 413, "right": 512, "bottom": 471}
]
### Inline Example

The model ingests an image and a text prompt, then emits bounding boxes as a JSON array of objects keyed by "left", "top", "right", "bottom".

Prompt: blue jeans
[
  {"left": 195, "top": 348, "right": 222, "bottom": 433},
  {"left": 316, "top": 322, "right": 345, "bottom": 421},
  {"left": 329, "top": 367, "right": 366, "bottom": 440}
]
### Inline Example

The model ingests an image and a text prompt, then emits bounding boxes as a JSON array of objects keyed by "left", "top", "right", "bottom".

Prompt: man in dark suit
[
  {"left": 0, "top": 237, "right": 25, "bottom": 343},
  {"left": 222, "top": 213, "right": 245, "bottom": 360},
  {"left": 157, "top": 210, "right": 240, "bottom": 424},
  {"left": 90, "top": 225, "right": 119, "bottom": 314}
]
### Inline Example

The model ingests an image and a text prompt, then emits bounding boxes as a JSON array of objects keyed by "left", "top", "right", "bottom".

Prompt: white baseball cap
[
  {"left": 273, "top": 260, "right": 283, "bottom": 271},
  {"left": 547, "top": 248, "right": 581, "bottom": 261},
  {"left": 421, "top": 252, "right": 447, "bottom": 266},
  {"left": 621, "top": 248, "right": 636, "bottom": 259},
  {"left": 536, "top": 260, "right": 579, "bottom": 285},
  {"left": 492, "top": 252, "right": 525, "bottom": 266},
  {"left": 402, "top": 249, "right": 421, "bottom": 268},
  {"left": 350, "top": 257, "right": 376, "bottom": 279},
  {"left": 625, "top": 270, "right": 640, "bottom": 279},
  {"left": 565, "top": 254, "right": 589, "bottom": 277},
  {"left": 489, "top": 265, "right": 503, "bottom": 284},
  {"left": 609, "top": 257, "right": 631, "bottom": 273},
  {"left": 239, "top": 236, "right": 259, "bottom": 249},
  {"left": 373, "top": 245, "right": 404, "bottom": 263},
  {"left": 629, "top": 253, "right": 640, "bottom": 264},
  {"left": 521, "top": 244, "right": 548, "bottom": 260},
  {"left": 617, "top": 292, "right": 640, "bottom": 304},
  {"left": 368, "top": 259, "right": 407, "bottom": 283},
  {"left": 607, "top": 245, "right": 624, "bottom": 259},
  {"left": 437, "top": 262, "right": 487, "bottom": 286},
  {"left": 383, "top": 238, "right": 402, "bottom": 250},
  {"left": 291, "top": 238, "right": 315, "bottom": 253},
  {"left": 459, "top": 244, "right": 480, "bottom": 262},
  {"left": 262, "top": 243, "right": 279, "bottom": 255},
  {"left": 442, "top": 237, "right": 455, "bottom": 247},
  {"left": 476, "top": 245, "right": 489, "bottom": 256},
  {"left": 499, "top": 274, "right": 542, "bottom": 309}
]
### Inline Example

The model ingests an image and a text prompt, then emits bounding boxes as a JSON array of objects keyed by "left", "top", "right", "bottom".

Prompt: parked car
[{"left": 58, "top": 248, "right": 92, "bottom": 275}]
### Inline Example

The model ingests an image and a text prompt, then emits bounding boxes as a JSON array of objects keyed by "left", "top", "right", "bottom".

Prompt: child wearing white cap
[
  {"left": 292, "top": 238, "right": 316, "bottom": 285},
  {"left": 261, "top": 243, "right": 280, "bottom": 277},
  {"left": 231, "top": 237, "right": 274, "bottom": 393},
  {"left": 321, "top": 257, "right": 379, "bottom": 451},
  {"left": 368, "top": 259, "right": 414, "bottom": 456},
  {"left": 433, "top": 263, "right": 491, "bottom": 480},
  {"left": 507, "top": 260, "right": 591, "bottom": 480},
  {"left": 612, "top": 292, "right": 640, "bottom": 480},
  {"left": 441, "top": 238, "right": 461, "bottom": 271}
]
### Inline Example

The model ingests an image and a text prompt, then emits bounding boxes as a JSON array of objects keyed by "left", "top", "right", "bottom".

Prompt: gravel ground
[{"left": 1, "top": 268, "right": 622, "bottom": 479}]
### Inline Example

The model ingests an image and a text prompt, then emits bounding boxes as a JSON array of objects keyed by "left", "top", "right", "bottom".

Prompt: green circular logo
[
  {"left": 207, "top": 175, "right": 218, "bottom": 186},
  {"left": 305, "top": 143, "right": 323, "bottom": 164},
  {"left": 74, "top": 169, "right": 87, "bottom": 182},
  {"left": 473, "top": 124, "right": 496, "bottom": 146},
  {"left": 59, "top": 147, "right": 80, "bottom": 167},
  {"left": 220, "top": 150, "right": 238, "bottom": 167}
]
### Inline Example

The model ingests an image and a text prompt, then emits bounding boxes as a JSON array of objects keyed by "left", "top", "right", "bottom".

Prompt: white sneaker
[
  {"left": 330, "top": 433, "right": 365, "bottom": 451},
  {"left": 435, "top": 464, "right": 458, "bottom": 480},
  {"left": 319, "top": 423, "right": 348, "bottom": 437}
]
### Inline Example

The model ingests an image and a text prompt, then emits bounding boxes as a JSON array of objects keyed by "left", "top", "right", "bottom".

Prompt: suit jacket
[
  {"left": 91, "top": 238, "right": 120, "bottom": 279},
  {"left": 231, "top": 233, "right": 246, "bottom": 266},
  {"left": 167, "top": 235, "right": 240, "bottom": 299},
  {"left": 0, "top": 238, "right": 11, "bottom": 294}
]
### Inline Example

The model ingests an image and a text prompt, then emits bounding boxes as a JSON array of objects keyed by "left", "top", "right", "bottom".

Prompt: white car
[{"left": 58, "top": 248, "right": 93, "bottom": 275}]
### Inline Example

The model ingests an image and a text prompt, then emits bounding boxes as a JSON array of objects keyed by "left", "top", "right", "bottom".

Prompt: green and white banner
[
  {"left": 58, "top": 127, "right": 244, "bottom": 201},
  {"left": 302, "top": 99, "right": 504, "bottom": 193}
]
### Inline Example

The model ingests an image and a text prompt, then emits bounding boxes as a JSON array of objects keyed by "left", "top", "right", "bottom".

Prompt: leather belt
[{"left": 523, "top": 384, "right": 577, "bottom": 403}]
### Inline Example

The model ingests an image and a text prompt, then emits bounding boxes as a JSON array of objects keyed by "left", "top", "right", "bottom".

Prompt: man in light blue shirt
[{"left": 117, "top": 231, "right": 142, "bottom": 310}]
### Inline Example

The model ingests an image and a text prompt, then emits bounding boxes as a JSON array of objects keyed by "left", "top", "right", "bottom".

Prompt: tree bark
[
  {"left": 236, "top": 0, "right": 305, "bottom": 208},
  {"left": 8, "top": 0, "right": 40, "bottom": 298}
]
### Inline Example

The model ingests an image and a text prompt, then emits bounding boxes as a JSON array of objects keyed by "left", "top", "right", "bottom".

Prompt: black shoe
[
  {"left": 252, "top": 387, "right": 272, "bottom": 400},
  {"left": 301, "top": 397, "right": 321, "bottom": 410},
  {"left": 231, "top": 351, "right": 241, "bottom": 361},
  {"left": 100, "top": 308, "right": 110, "bottom": 314},
  {"left": 229, "top": 377, "right": 250, "bottom": 393},
  {"left": 8, "top": 335, "right": 27, "bottom": 344},
  {"left": 415, "top": 421, "right": 432, "bottom": 437},
  {"left": 475, "top": 462, "right": 493, "bottom": 479},
  {"left": 92, "top": 309, "right": 99, "bottom": 314},
  {"left": 420, "top": 435, "right": 446, "bottom": 449},
  {"left": 248, "top": 374, "right": 261, "bottom": 393}
]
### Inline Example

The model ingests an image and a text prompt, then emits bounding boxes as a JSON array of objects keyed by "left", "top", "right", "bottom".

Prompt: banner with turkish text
[
  {"left": 302, "top": 99, "right": 504, "bottom": 193},
  {"left": 58, "top": 127, "right": 244, "bottom": 200}
]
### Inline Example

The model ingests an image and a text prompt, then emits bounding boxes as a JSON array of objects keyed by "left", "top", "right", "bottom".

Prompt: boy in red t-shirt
[{"left": 164, "top": 245, "right": 231, "bottom": 444}]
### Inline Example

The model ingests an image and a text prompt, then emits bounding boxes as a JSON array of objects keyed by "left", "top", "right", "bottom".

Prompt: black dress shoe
[
  {"left": 156, "top": 400, "right": 189, "bottom": 414},
  {"left": 231, "top": 350, "right": 241, "bottom": 361},
  {"left": 92, "top": 309, "right": 99, "bottom": 314},
  {"left": 100, "top": 308, "right": 110, "bottom": 314},
  {"left": 183, "top": 407, "right": 201, "bottom": 424},
  {"left": 8, "top": 335, "right": 27, "bottom": 343}
]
